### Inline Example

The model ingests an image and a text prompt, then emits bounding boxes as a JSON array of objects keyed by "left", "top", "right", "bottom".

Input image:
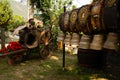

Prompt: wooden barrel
[
  {"left": 79, "top": 34, "right": 91, "bottom": 49},
  {"left": 90, "top": 0, "right": 106, "bottom": 34},
  {"left": 57, "top": 32, "right": 65, "bottom": 42},
  {"left": 59, "top": 13, "right": 64, "bottom": 31},
  {"left": 59, "top": 12, "right": 70, "bottom": 32},
  {"left": 102, "top": 32, "right": 120, "bottom": 67},
  {"left": 77, "top": 5, "right": 92, "bottom": 34},
  {"left": 77, "top": 48, "right": 106, "bottom": 68},
  {"left": 103, "top": 32, "right": 119, "bottom": 50},
  {"left": 71, "top": 33, "right": 80, "bottom": 47},
  {"left": 102, "top": 0, "right": 120, "bottom": 33},
  {"left": 63, "top": 33, "right": 72, "bottom": 45},
  {"left": 90, "top": 34, "right": 104, "bottom": 50},
  {"left": 69, "top": 9, "right": 78, "bottom": 32}
]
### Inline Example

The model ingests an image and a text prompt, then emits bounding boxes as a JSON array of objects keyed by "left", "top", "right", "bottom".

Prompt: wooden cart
[{"left": 0, "top": 28, "right": 52, "bottom": 65}]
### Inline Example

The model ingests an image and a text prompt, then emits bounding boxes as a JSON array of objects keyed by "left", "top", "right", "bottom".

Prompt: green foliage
[
  {"left": 7, "top": 15, "right": 25, "bottom": 30},
  {"left": 0, "top": 0, "right": 13, "bottom": 29},
  {"left": 30, "top": 0, "right": 72, "bottom": 26},
  {"left": 30, "top": 0, "right": 36, "bottom": 4},
  {"left": 50, "top": 25, "right": 59, "bottom": 50}
]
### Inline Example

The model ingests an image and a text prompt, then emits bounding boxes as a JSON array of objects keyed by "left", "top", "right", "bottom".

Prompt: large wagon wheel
[
  {"left": 38, "top": 29, "right": 52, "bottom": 59},
  {"left": 39, "top": 45, "right": 50, "bottom": 59}
]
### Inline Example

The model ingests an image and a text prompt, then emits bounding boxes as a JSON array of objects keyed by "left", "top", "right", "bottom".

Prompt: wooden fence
[{"left": 0, "top": 28, "right": 5, "bottom": 48}]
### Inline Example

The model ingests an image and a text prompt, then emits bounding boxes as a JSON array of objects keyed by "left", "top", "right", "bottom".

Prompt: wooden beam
[{"left": 0, "top": 49, "right": 27, "bottom": 57}]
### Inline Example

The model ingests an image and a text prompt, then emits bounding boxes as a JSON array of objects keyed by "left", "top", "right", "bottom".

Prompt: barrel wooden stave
[
  {"left": 79, "top": 34, "right": 91, "bottom": 49},
  {"left": 90, "top": 34, "right": 104, "bottom": 50},
  {"left": 103, "top": 32, "right": 119, "bottom": 50},
  {"left": 63, "top": 33, "right": 72, "bottom": 45},
  {"left": 59, "top": 12, "right": 70, "bottom": 32},
  {"left": 78, "top": 5, "right": 92, "bottom": 34},
  {"left": 71, "top": 33, "right": 80, "bottom": 47},
  {"left": 57, "top": 32, "right": 65, "bottom": 42}
]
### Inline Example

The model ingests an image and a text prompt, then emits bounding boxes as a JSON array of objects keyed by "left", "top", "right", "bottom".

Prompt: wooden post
[
  {"left": 0, "top": 28, "right": 5, "bottom": 48},
  {"left": 62, "top": 42, "right": 65, "bottom": 70},
  {"left": 62, "top": 6, "right": 66, "bottom": 71},
  {"left": 62, "top": 1, "right": 71, "bottom": 70}
]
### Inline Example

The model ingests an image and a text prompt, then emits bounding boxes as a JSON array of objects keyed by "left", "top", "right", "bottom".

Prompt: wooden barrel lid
[
  {"left": 69, "top": 9, "right": 78, "bottom": 32},
  {"left": 90, "top": 0, "right": 106, "bottom": 34},
  {"left": 59, "top": 12, "right": 70, "bottom": 32},
  {"left": 78, "top": 5, "right": 92, "bottom": 34},
  {"left": 59, "top": 13, "right": 64, "bottom": 31},
  {"left": 63, "top": 12, "right": 70, "bottom": 32}
]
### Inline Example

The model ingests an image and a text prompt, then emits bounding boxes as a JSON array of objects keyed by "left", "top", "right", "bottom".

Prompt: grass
[{"left": 0, "top": 50, "right": 120, "bottom": 80}]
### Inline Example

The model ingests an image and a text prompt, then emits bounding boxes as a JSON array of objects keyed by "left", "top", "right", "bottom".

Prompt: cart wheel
[
  {"left": 8, "top": 58, "right": 15, "bottom": 65},
  {"left": 40, "top": 46, "right": 50, "bottom": 59}
]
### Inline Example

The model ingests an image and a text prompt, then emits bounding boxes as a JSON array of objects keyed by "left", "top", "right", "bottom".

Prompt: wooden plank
[{"left": 0, "top": 49, "right": 27, "bottom": 57}]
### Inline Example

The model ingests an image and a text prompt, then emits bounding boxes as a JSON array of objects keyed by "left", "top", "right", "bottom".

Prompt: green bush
[
  {"left": 7, "top": 15, "right": 25, "bottom": 30},
  {"left": 0, "top": 0, "right": 13, "bottom": 30}
]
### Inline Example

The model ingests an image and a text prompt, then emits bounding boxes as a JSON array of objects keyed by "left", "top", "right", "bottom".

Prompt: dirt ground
[{"left": 0, "top": 50, "right": 120, "bottom": 80}]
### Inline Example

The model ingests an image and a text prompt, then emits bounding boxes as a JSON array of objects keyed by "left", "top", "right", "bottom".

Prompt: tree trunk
[{"left": 27, "top": 0, "right": 34, "bottom": 19}]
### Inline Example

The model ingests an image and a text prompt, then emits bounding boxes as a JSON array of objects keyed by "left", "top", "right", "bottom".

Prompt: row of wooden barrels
[
  {"left": 57, "top": 32, "right": 120, "bottom": 68},
  {"left": 59, "top": 0, "right": 120, "bottom": 34},
  {"left": 57, "top": 32, "right": 119, "bottom": 51}
]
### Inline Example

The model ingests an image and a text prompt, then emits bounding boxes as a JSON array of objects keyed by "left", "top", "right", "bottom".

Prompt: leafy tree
[
  {"left": 29, "top": 0, "right": 72, "bottom": 28},
  {"left": 0, "top": 0, "right": 13, "bottom": 30},
  {"left": 7, "top": 15, "right": 25, "bottom": 30},
  {"left": 28, "top": 0, "right": 73, "bottom": 50}
]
